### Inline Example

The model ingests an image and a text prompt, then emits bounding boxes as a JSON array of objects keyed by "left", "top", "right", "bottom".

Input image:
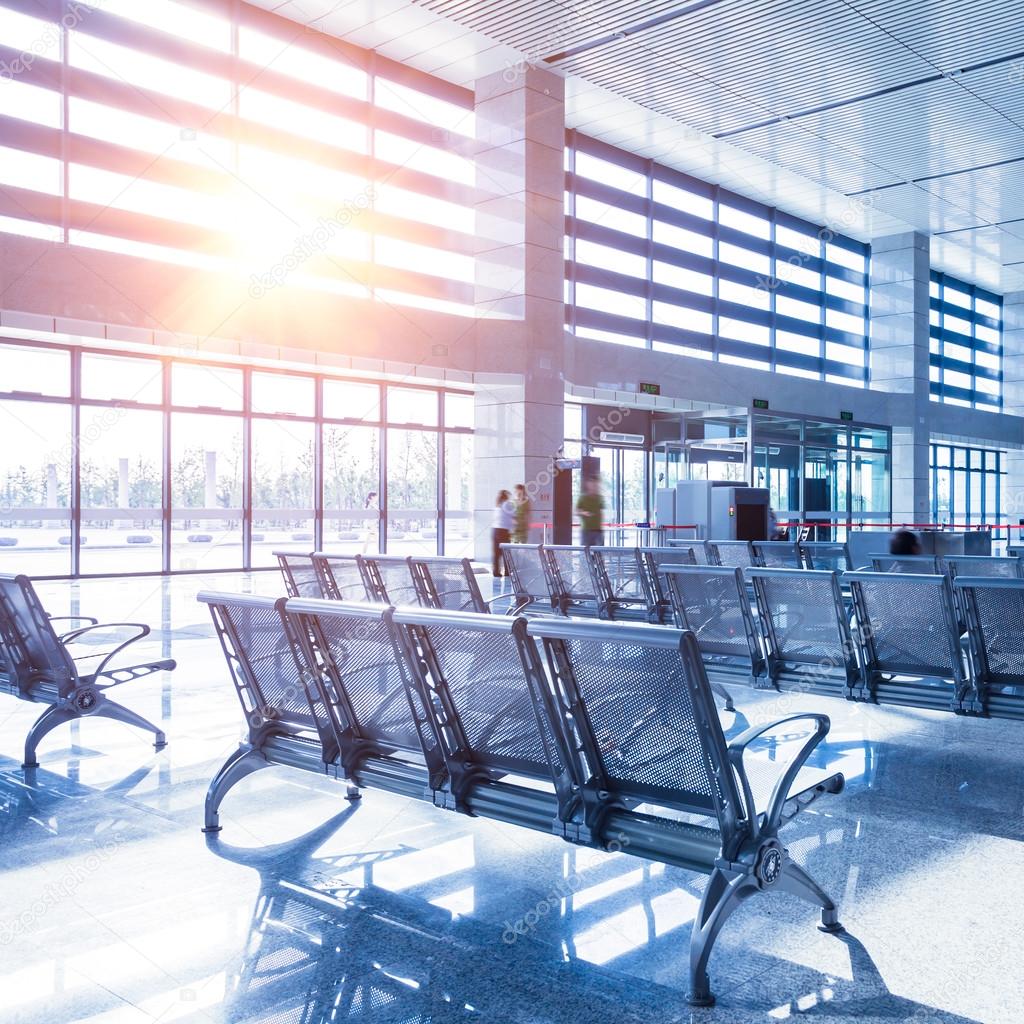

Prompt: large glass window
[
  {"left": 1, "top": 3, "right": 476, "bottom": 315},
  {"left": 0, "top": 401, "right": 72, "bottom": 576},
  {"left": 930, "top": 443, "right": 1004, "bottom": 528},
  {"left": 566, "top": 131, "right": 870, "bottom": 383},
  {"left": 387, "top": 429, "right": 439, "bottom": 555},
  {"left": 79, "top": 408, "right": 163, "bottom": 574},
  {"left": 0, "top": 340, "right": 473, "bottom": 576},
  {"left": 929, "top": 272, "right": 1002, "bottom": 410}
]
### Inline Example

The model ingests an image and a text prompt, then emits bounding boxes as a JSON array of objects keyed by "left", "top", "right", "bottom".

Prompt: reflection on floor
[{"left": 0, "top": 572, "right": 1021, "bottom": 1023}]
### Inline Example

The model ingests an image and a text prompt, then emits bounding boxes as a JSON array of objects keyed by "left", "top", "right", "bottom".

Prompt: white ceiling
[{"left": 253, "top": 0, "right": 1024, "bottom": 293}]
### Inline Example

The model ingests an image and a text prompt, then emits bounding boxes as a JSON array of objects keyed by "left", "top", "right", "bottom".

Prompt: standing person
[
  {"left": 491, "top": 489, "right": 515, "bottom": 577},
  {"left": 576, "top": 475, "right": 605, "bottom": 548},
  {"left": 361, "top": 491, "right": 378, "bottom": 553},
  {"left": 512, "top": 483, "right": 531, "bottom": 544}
]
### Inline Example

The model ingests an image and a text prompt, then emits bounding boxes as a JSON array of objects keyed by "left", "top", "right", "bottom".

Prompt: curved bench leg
[
  {"left": 777, "top": 858, "right": 844, "bottom": 933},
  {"left": 23, "top": 704, "right": 77, "bottom": 769},
  {"left": 202, "top": 746, "right": 270, "bottom": 834},
  {"left": 92, "top": 696, "right": 167, "bottom": 751},
  {"left": 687, "top": 867, "right": 759, "bottom": 1006}
]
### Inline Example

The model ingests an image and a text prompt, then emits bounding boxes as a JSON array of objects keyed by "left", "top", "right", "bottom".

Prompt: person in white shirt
[{"left": 491, "top": 489, "right": 516, "bottom": 576}]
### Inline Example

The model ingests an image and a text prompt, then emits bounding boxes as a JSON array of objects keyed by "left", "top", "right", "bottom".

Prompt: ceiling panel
[
  {"left": 862, "top": 184, "right": 985, "bottom": 234},
  {"left": 556, "top": 0, "right": 935, "bottom": 127},
  {"left": 724, "top": 120, "right": 901, "bottom": 194},
  {"left": 935, "top": 225, "right": 1024, "bottom": 266},
  {"left": 847, "top": 0, "right": 1024, "bottom": 72},
  {"left": 787, "top": 78, "right": 1024, "bottom": 184},
  {"left": 918, "top": 159, "right": 1024, "bottom": 226}
]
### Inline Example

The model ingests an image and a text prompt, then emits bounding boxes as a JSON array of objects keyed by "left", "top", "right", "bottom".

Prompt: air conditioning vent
[{"left": 599, "top": 431, "right": 645, "bottom": 445}]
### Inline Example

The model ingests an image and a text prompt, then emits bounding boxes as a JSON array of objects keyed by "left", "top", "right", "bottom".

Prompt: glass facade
[
  {"left": 0, "top": 340, "right": 473, "bottom": 577},
  {"left": 0, "top": 0, "right": 476, "bottom": 315},
  {"left": 565, "top": 132, "right": 871, "bottom": 384},
  {"left": 929, "top": 272, "right": 1002, "bottom": 410},
  {"left": 930, "top": 443, "right": 1004, "bottom": 528}
]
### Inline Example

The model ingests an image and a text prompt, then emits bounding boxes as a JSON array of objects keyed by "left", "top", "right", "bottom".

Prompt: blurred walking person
[{"left": 492, "top": 489, "right": 516, "bottom": 576}]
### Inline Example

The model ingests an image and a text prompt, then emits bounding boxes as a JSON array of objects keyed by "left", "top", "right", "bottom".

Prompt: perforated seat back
[
  {"left": 750, "top": 569, "right": 853, "bottom": 667},
  {"left": 400, "top": 614, "right": 561, "bottom": 780},
  {"left": 637, "top": 545, "right": 696, "bottom": 611},
  {"left": 707, "top": 540, "right": 757, "bottom": 569},
  {"left": 956, "top": 578, "right": 1024, "bottom": 685},
  {"left": 800, "top": 542, "right": 851, "bottom": 573},
  {"left": 870, "top": 554, "right": 942, "bottom": 575},
  {"left": 275, "top": 551, "right": 322, "bottom": 598},
  {"left": 361, "top": 556, "right": 420, "bottom": 606},
  {"left": 664, "top": 566, "right": 759, "bottom": 662},
  {"left": 848, "top": 573, "right": 963, "bottom": 680},
  {"left": 312, "top": 554, "right": 366, "bottom": 601},
  {"left": 295, "top": 601, "right": 425, "bottom": 755},
  {"left": 590, "top": 547, "right": 646, "bottom": 604},
  {"left": 545, "top": 545, "right": 596, "bottom": 603},
  {"left": 200, "top": 593, "right": 321, "bottom": 735},
  {"left": 530, "top": 620, "right": 739, "bottom": 825},
  {"left": 410, "top": 557, "right": 484, "bottom": 612},
  {"left": 944, "top": 556, "right": 1022, "bottom": 580},
  {"left": 753, "top": 542, "right": 803, "bottom": 568},
  {"left": 501, "top": 544, "right": 553, "bottom": 604},
  {"left": 0, "top": 575, "right": 76, "bottom": 695}
]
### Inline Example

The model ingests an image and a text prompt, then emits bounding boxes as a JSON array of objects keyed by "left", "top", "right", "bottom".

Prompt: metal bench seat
[
  {"left": 799, "top": 542, "right": 852, "bottom": 573},
  {"left": 588, "top": 546, "right": 649, "bottom": 620},
  {"left": 274, "top": 550, "right": 324, "bottom": 598},
  {"left": 200, "top": 593, "right": 846, "bottom": 1007},
  {"left": 868, "top": 554, "right": 942, "bottom": 575},
  {"left": 706, "top": 540, "right": 759, "bottom": 570},
  {"left": 955, "top": 576, "right": 1024, "bottom": 718},
  {"left": 637, "top": 545, "right": 697, "bottom": 624},
  {"left": 748, "top": 568, "right": 860, "bottom": 700},
  {"left": 752, "top": 541, "right": 803, "bottom": 569},
  {"left": 357, "top": 554, "right": 422, "bottom": 607},
  {"left": 663, "top": 565, "right": 766, "bottom": 691},
  {"left": 501, "top": 543, "right": 558, "bottom": 615},
  {"left": 0, "top": 574, "right": 173, "bottom": 767},
  {"left": 310, "top": 552, "right": 367, "bottom": 601},
  {"left": 409, "top": 555, "right": 493, "bottom": 613},
  {"left": 845, "top": 571, "right": 970, "bottom": 711},
  {"left": 543, "top": 544, "right": 599, "bottom": 616}
]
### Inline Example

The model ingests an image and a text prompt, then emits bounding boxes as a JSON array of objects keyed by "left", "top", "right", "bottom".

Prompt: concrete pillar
[
  {"left": 1000, "top": 291, "right": 1024, "bottom": 532},
  {"left": 472, "top": 66, "right": 566, "bottom": 563},
  {"left": 869, "top": 232, "right": 931, "bottom": 525}
]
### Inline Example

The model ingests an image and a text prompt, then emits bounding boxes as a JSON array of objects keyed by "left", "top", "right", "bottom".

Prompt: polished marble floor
[{"left": 1, "top": 572, "right": 1022, "bottom": 1023}]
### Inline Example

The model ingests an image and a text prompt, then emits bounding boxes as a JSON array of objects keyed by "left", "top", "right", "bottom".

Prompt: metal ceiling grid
[
  {"left": 863, "top": 184, "right": 988, "bottom": 235},
  {"left": 920, "top": 159, "right": 1024, "bottom": 226},
  {"left": 556, "top": 0, "right": 936, "bottom": 128},
  {"left": 936, "top": 225, "right": 1024, "bottom": 266},
  {"left": 785, "top": 77, "right": 1024, "bottom": 186},
  {"left": 847, "top": 0, "right": 1024, "bottom": 72},
  {"left": 723, "top": 120, "right": 900, "bottom": 194}
]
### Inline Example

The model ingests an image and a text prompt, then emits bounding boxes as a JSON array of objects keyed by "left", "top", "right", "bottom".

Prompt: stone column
[
  {"left": 869, "top": 232, "right": 931, "bottom": 526},
  {"left": 472, "top": 66, "right": 566, "bottom": 563}
]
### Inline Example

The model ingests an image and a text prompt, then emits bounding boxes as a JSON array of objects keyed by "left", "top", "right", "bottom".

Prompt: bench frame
[
  {"left": 199, "top": 592, "right": 846, "bottom": 1007},
  {"left": 0, "top": 574, "right": 173, "bottom": 768}
]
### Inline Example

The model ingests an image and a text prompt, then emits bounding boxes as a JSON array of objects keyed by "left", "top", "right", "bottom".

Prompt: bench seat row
[{"left": 199, "top": 589, "right": 848, "bottom": 1007}]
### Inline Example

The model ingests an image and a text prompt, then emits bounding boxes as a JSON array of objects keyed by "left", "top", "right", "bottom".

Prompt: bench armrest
[
  {"left": 728, "top": 713, "right": 830, "bottom": 836},
  {"left": 60, "top": 622, "right": 152, "bottom": 680},
  {"left": 51, "top": 615, "right": 100, "bottom": 638}
]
